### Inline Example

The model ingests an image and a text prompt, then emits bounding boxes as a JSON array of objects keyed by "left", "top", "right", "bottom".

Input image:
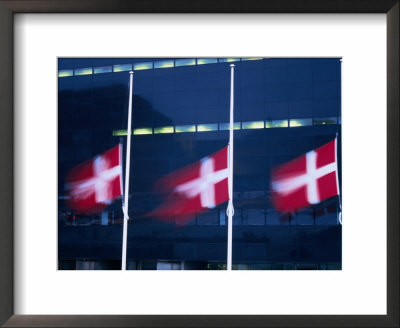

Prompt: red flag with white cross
[
  {"left": 66, "top": 145, "right": 123, "bottom": 213},
  {"left": 271, "top": 139, "right": 339, "bottom": 212},
  {"left": 149, "top": 146, "right": 229, "bottom": 225}
]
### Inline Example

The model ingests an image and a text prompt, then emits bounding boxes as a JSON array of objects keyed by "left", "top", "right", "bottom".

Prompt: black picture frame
[{"left": 0, "top": 1, "right": 398, "bottom": 327}]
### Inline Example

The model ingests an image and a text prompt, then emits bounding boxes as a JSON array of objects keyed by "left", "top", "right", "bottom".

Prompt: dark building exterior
[{"left": 58, "top": 57, "right": 342, "bottom": 270}]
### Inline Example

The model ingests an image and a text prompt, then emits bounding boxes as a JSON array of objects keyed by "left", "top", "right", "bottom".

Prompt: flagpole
[
  {"left": 227, "top": 64, "right": 235, "bottom": 270},
  {"left": 335, "top": 133, "right": 342, "bottom": 225},
  {"left": 121, "top": 71, "right": 134, "bottom": 270}
]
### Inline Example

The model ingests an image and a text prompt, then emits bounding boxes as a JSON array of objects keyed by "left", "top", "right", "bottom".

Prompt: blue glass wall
[{"left": 58, "top": 58, "right": 341, "bottom": 270}]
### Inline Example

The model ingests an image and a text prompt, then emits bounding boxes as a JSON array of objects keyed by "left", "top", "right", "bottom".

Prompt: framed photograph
[{"left": 0, "top": 1, "right": 398, "bottom": 327}]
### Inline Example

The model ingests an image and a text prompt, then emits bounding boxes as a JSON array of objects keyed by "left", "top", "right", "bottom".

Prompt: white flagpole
[
  {"left": 227, "top": 64, "right": 235, "bottom": 270},
  {"left": 335, "top": 134, "right": 342, "bottom": 225},
  {"left": 121, "top": 71, "right": 134, "bottom": 270}
]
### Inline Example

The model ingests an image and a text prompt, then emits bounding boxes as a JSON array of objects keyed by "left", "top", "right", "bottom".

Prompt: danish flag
[
  {"left": 149, "top": 146, "right": 229, "bottom": 224},
  {"left": 271, "top": 139, "right": 340, "bottom": 212},
  {"left": 66, "top": 145, "right": 123, "bottom": 213}
]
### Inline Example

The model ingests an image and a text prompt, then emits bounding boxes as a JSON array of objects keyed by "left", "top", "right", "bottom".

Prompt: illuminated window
[
  {"left": 94, "top": 66, "right": 112, "bottom": 74},
  {"left": 74, "top": 67, "right": 93, "bottom": 76},
  {"left": 242, "top": 57, "right": 263, "bottom": 61},
  {"left": 197, "top": 58, "right": 218, "bottom": 65},
  {"left": 219, "top": 58, "right": 240, "bottom": 63},
  {"left": 219, "top": 122, "right": 241, "bottom": 130},
  {"left": 175, "top": 58, "right": 196, "bottom": 67},
  {"left": 154, "top": 126, "right": 174, "bottom": 134},
  {"left": 113, "top": 64, "right": 132, "bottom": 72},
  {"left": 58, "top": 70, "right": 73, "bottom": 77},
  {"left": 265, "top": 119, "right": 288, "bottom": 128},
  {"left": 154, "top": 60, "right": 174, "bottom": 69},
  {"left": 133, "top": 62, "right": 153, "bottom": 70},
  {"left": 242, "top": 121, "right": 264, "bottom": 129},
  {"left": 133, "top": 128, "right": 152, "bottom": 135},
  {"left": 314, "top": 117, "right": 338, "bottom": 125},
  {"left": 175, "top": 125, "right": 196, "bottom": 133},
  {"left": 289, "top": 118, "right": 313, "bottom": 127},
  {"left": 197, "top": 124, "right": 218, "bottom": 132},
  {"left": 113, "top": 130, "right": 128, "bottom": 136}
]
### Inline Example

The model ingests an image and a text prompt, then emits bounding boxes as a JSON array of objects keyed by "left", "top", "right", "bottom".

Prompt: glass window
[
  {"left": 242, "top": 121, "right": 264, "bottom": 129},
  {"left": 251, "top": 263, "right": 273, "bottom": 270},
  {"left": 242, "top": 57, "right": 263, "bottom": 61},
  {"left": 113, "top": 64, "right": 132, "bottom": 72},
  {"left": 154, "top": 126, "right": 174, "bottom": 134},
  {"left": 58, "top": 69, "right": 73, "bottom": 77},
  {"left": 133, "top": 62, "right": 153, "bottom": 70},
  {"left": 315, "top": 207, "right": 340, "bottom": 225},
  {"left": 175, "top": 125, "right": 196, "bottom": 133},
  {"left": 197, "top": 58, "right": 218, "bottom": 65},
  {"left": 175, "top": 58, "right": 196, "bottom": 67},
  {"left": 141, "top": 261, "right": 157, "bottom": 270},
  {"left": 112, "top": 129, "right": 127, "bottom": 136},
  {"left": 219, "top": 122, "right": 241, "bottom": 130},
  {"left": 289, "top": 118, "right": 313, "bottom": 127},
  {"left": 197, "top": 210, "right": 218, "bottom": 225},
  {"left": 156, "top": 261, "right": 182, "bottom": 270},
  {"left": 93, "top": 66, "right": 112, "bottom": 74},
  {"left": 219, "top": 209, "right": 226, "bottom": 225},
  {"left": 233, "top": 209, "right": 242, "bottom": 225},
  {"left": 296, "top": 263, "right": 318, "bottom": 270},
  {"left": 284, "top": 263, "right": 295, "bottom": 270},
  {"left": 197, "top": 123, "right": 218, "bottom": 132},
  {"left": 154, "top": 60, "right": 174, "bottom": 69},
  {"left": 295, "top": 208, "right": 314, "bottom": 225},
  {"left": 74, "top": 67, "right": 93, "bottom": 76},
  {"left": 218, "top": 58, "right": 241, "bottom": 63},
  {"left": 242, "top": 209, "right": 265, "bottom": 225},
  {"left": 313, "top": 117, "right": 338, "bottom": 125},
  {"left": 233, "top": 264, "right": 249, "bottom": 270},
  {"left": 265, "top": 119, "right": 288, "bottom": 128},
  {"left": 133, "top": 128, "right": 152, "bottom": 135},
  {"left": 266, "top": 209, "right": 289, "bottom": 225}
]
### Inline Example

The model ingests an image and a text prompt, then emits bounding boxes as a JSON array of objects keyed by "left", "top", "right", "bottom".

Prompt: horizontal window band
[
  {"left": 58, "top": 57, "right": 259, "bottom": 77},
  {"left": 111, "top": 118, "right": 339, "bottom": 137}
]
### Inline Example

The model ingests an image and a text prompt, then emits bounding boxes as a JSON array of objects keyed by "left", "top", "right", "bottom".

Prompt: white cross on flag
[
  {"left": 66, "top": 145, "right": 123, "bottom": 213},
  {"left": 271, "top": 139, "right": 340, "bottom": 212},
  {"left": 149, "top": 146, "right": 229, "bottom": 225}
]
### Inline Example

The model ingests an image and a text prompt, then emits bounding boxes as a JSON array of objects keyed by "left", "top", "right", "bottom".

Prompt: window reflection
[
  {"left": 94, "top": 66, "right": 112, "bottom": 74},
  {"left": 74, "top": 67, "right": 93, "bottom": 76},
  {"left": 154, "top": 60, "right": 174, "bottom": 69},
  {"left": 154, "top": 126, "right": 174, "bottom": 134},
  {"left": 175, "top": 125, "right": 196, "bottom": 133},
  {"left": 313, "top": 117, "right": 337, "bottom": 125},
  {"left": 197, "top": 123, "right": 218, "bottom": 132},
  {"left": 133, "top": 128, "right": 152, "bottom": 135},
  {"left": 265, "top": 119, "right": 288, "bottom": 128},
  {"left": 289, "top": 118, "right": 313, "bottom": 127},
  {"left": 219, "top": 122, "right": 241, "bottom": 130},
  {"left": 197, "top": 58, "right": 218, "bottom": 65},
  {"left": 113, "top": 64, "right": 132, "bottom": 72},
  {"left": 58, "top": 70, "right": 73, "bottom": 77},
  {"left": 134, "top": 62, "right": 153, "bottom": 70},
  {"left": 112, "top": 129, "right": 128, "bottom": 136},
  {"left": 175, "top": 58, "right": 196, "bottom": 67},
  {"left": 242, "top": 121, "right": 264, "bottom": 129},
  {"left": 218, "top": 58, "right": 240, "bottom": 63}
]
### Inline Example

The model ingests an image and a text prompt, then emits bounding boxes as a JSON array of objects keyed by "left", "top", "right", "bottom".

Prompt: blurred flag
[
  {"left": 149, "top": 146, "right": 229, "bottom": 225},
  {"left": 271, "top": 139, "right": 339, "bottom": 212},
  {"left": 66, "top": 145, "right": 123, "bottom": 213}
]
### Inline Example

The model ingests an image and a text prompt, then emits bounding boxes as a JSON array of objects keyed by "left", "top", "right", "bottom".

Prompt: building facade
[{"left": 58, "top": 57, "right": 342, "bottom": 270}]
